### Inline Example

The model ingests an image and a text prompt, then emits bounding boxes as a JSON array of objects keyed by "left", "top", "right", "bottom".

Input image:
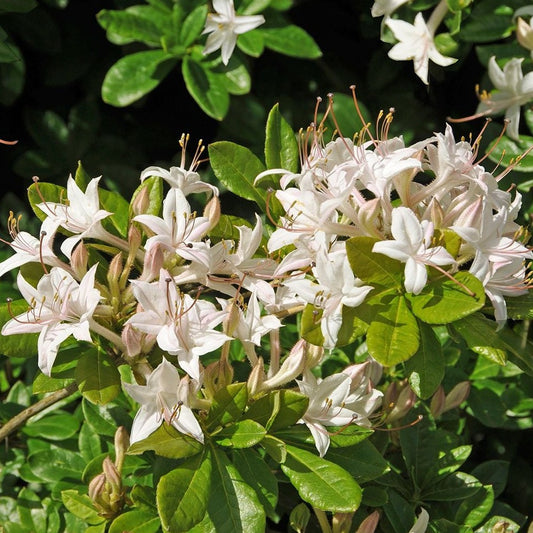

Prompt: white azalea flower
[
  {"left": 371, "top": 0, "right": 410, "bottom": 18},
  {"left": 476, "top": 56, "right": 533, "bottom": 140},
  {"left": 373, "top": 207, "right": 455, "bottom": 295},
  {"left": 202, "top": 0, "right": 265, "bottom": 65},
  {"left": 409, "top": 508, "right": 429, "bottom": 533},
  {"left": 386, "top": 13, "right": 457, "bottom": 85},
  {"left": 1, "top": 265, "right": 100, "bottom": 376},
  {"left": 123, "top": 358, "right": 204, "bottom": 444}
]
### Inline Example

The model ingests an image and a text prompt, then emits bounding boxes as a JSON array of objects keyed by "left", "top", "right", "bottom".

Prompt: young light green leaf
[
  {"left": 157, "top": 450, "right": 212, "bottom": 533},
  {"left": 265, "top": 103, "right": 299, "bottom": 173},
  {"left": 182, "top": 57, "right": 230, "bottom": 120},
  {"left": 236, "top": 29, "right": 264, "bottom": 56},
  {"left": 454, "top": 485, "right": 494, "bottom": 527},
  {"left": 208, "top": 141, "right": 266, "bottom": 210},
  {"left": 366, "top": 295, "right": 420, "bottom": 366},
  {"left": 405, "top": 323, "right": 445, "bottom": 398},
  {"left": 261, "top": 25, "right": 321, "bottom": 58},
  {"left": 109, "top": 511, "right": 160, "bottom": 533},
  {"left": 281, "top": 445, "right": 362, "bottom": 512},
  {"left": 28, "top": 448, "right": 85, "bottom": 482},
  {"left": 99, "top": 188, "right": 130, "bottom": 238},
  {"left": 206, "top": 382, "right": 248, "bottom": 428},
  {"left": 214, "top": 419, "right": 266, "bottom": 448},
  {"left": 102, "top": 50, "right": 177, "bottom": 107},
  {"left": 74, "top": 349, "right": 121, "bottom": 405},
  {"left": 61, "top": 490, "right": 105, "bottom": 526}
]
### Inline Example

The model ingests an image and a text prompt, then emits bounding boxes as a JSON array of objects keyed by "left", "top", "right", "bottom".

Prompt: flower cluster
[{"left": 1, "top": 99, "right": 530, "bottom": 458}]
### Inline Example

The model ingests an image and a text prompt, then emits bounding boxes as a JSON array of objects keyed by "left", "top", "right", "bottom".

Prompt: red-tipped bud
[
  {"left": 430, "top": 385, "right": 446, "bottom": 418},
  {"left": 355, "top": 511, "right": 380, "bottom": 533},
  {"left": 131, "top": 184, "right": 151, "bottom": 217},
  {"left": 71, "top": 241, "right": 89, "bottom": 278}
]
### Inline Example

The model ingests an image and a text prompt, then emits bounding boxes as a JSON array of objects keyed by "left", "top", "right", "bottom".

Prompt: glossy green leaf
[
  {"left": 504, "top": 292, "right": 533, "bottom": 319},
  {"left": 61, "top": 490, "right": 104, "bottom": 525},
  {"left": 455, "top": 485, "right": 494, "bottom": 527},
  {"left": 383, "top": 491, "right": 416, "bottom": 533},
  {"left": 17, "top": 488, "right": 46, "bottom": 533},
  {"left": 130, "top": 485, "right": 157, "bottom": 512},
  {"left": 109, "top": 511, "right": 160, "bottom": 533},
  {"left": 421, "top": 471, "right": 482, "bottom": 501},
  {"left": 75, "top": 349, "right": 121, "bottom": 405},
  {"left": 244, "top": 389, "right": 308, "bottom": 431},
  {"left": 281, "top": 445, "right": 362, "bottom": 512},
  {"left": 336, "top": 301, "right": 376, "bottom": 346},
  {"left": 102, "top": 50, "right": 177, "bottom": 107},
  {"left": 261, "top": 435, "right": 287, "bottom": 463},
  {"left": 0, "top": 299, "right": 38, "bottom": 358},
  {"left": 97, "top": 9, "right": 163, "bottom": 46},
  {"left": 486, "top": 134, "right": 533, "bottom": 172},
  {"left": 366, "top": 295, "right": 420, "bottom": 366},
  {"left": 208, "top": 141, "right": 266, "bottom": 209},
  {"left": 194, "top": 447, "right": 266, "bottom": 533},
  {"left": 78, "top": 422, "right": 103, "bottom": 462},
  {"left": 127, "top": 422, "right": 203, "bottom": 459},
  {"left": 32, "top": 373, "right": 74, "bottom": 394},
  {"left": 157, "top": 450, "right": 212, "bottom": 532},
  {"left": 221, "top": 59, "right": 251, "bottom": 96},
  {"left": 405, "top": 323, "right": 444, "bottom": 398},
  {"left": 28, "top": 448, "right": 85, "bottom": 482},
  {"left": 82, "top": 398, "right": 123, "bottom": 437},
  {"left": 460, "top": 2, "right": 514, "bottom": 42},
  {"left": 275, "top": 423, "right": 373, "bottom": 449},
  {"left": 182, "top": 57, "right": 230, "bottom": 120},
  {"left": 208, "top": 214, "right": 252, "bottom": 241},
  {"left": 206, "top": 382, "right": 248, "bottom": 428},
  {"left": 346, "top": 236, "right": 403, "bottom": 289},
  {"left": 300, "top": 303, "right": 324, "bottom": 346},
  {"left": 236, "top": 29, "right": 264, "bottom": 56},
  {"left": 261, "top": 25, "right": 321, "bottom": 58},
  {"left": 215, "top": 419, "right": 266, "bottom": 448},
  {"left": 265, "top": 103, "right": 299, "bottom": 173},
  {"left": 99, "top": 187, "right": 130, "bottom": 238},
  {"left": 27, "top": 180, "right": 65, "bottom": 222},
  {"left": 180, "top": 5, "right": 208, "bottom": 47},
  {"left": 233, "top": 448, "right": 279, "bottom": 521},
  {"left": 23, "top": 413, "right": 80, "bottom": 441},
  {"left": 471, "top": 460, "right": 509, "bottom": 498}
]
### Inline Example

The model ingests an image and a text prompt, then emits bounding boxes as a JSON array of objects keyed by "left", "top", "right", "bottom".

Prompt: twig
[{"left": 0, "top": 382, "right": 79, "bottom": 442}]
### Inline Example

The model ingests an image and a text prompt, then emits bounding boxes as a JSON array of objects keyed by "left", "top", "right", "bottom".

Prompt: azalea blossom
[
  {"left": 476, "top": 56, "right": 533, "bottom": 140},
  {"left": 386, "top": 12, "right": 457, "bottom": 85},
  {"left": 409, "top": 508, "right": 430, "bottom": 533},
  {"left": 202, "top": 0, "right": 265, "bottom": 65},
  {"left": 371, "top": 0, "right": 410, "bottom": 18},
  {"left": 1, "top": 265, "right": 100, "bottom": 376},
  {"left": 373, "top": 207, "right": 455, "bottom": 295},
  {"left": 123, "top": 358, "right": 204, "bottom": 444}
]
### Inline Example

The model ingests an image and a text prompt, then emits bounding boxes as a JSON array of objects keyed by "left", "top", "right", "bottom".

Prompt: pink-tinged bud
[
  {"left": 306, "top": 343, "right": 324, "bottom": 369},
  {"left": 88, "top": 473, "right": 106, "bottom": 502},
  {"left": 114, "top": 427, "right": 129, "bottom": 474},
  {"left": 517, "top": 17, "right": 533, "bottom": 51},
  {"left": 140, "top": 243, "right": 164, "bottom": 281},
  {"left": 223, "top": 299, "right": 241, "bottom": 337},
  {"left": 384, "top": 381, "right": 416, "bottom": 423},
  {"left": 359, "top": 198, "right": 382, "bottom": 237},
  {"left": 71, "top": 241, "right": 88, "bottom": 278},
  {"left": 131, "top": 184, "right": 151, "bottom": 217},
  {"left": 128, "top": 224, "right": 142, "bottom": 250},
  {"left": 107, "top": 253, "right": 123, "bottom": 286},
  {"left": 443, "top": 381, "right": 470, "bottom": 413},
  {"left": 343, "top": 362, "right": 370, "bottom": 390},
  {"left": 247, "top": 357, "right": 266, "bottom": 397},
  {"left": 430, "top": 385, "right": 446, "bottom": 418},
  {"left": 121, "top": 323, "right": 142, "bottom": 358},
  {"left": 355, "top": 511, "right": 380, "bottom": 533},
  {"left": 102, "top": 456, "right": 121, "bottom": 494},
  {"left": 203, "top": 358, "right": 234, "bottom": 399},
  {"left": 332, "top": 513, "right": 354, "bottom": 533},
  {"left": 204, "top": 195, "right": 221, "bottom": 232},
  {"left": 262, "top": 339, "right": 306, "bottom": 391}
]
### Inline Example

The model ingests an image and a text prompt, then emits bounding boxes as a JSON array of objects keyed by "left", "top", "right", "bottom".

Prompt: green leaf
[
  {"left": 471, "top": 460, "right": 509, "bottom": 498},
  {"left": 97, "top": 9, "right": 163, "bottom": 46},
  {"left": 75, "top": 349, "right": 121, "bottom": 405},
  {"left": 241, "top": 0, "right": 272, "bottom": 14},
  {"left": 109, "top": 511, "right": 160, "bottom": 533},
  {"left": 180, "top": 5, "right": 208, "bottom": 47},
  {"left": 220, "top": 59, "right": 251, "bottom": 96},
  {"left": 421, "top": 471, "right": 482, "bottom": 501},
  {"left": 281, "top": 445, "right": 362, "bottom": 512},
  {"left": 27, "top": 181, "right": 65, "bottom": 222},
  {"left": 233, "top": 448, "right": 279, "bottom": 522},
  {"left": 405, "top": 323, "right": 445, "bottom": 398},
  {"left": 99, "top": 188, "right": 130, "bottom": 238},
  {"left": 23, "top": 413, "right": 80, "bottom": 441},
  {"left": 261, "top": 25, "right": 321, "bottom": 58},
  {"left": 407, "top": 271, "right": 485, "bottom": 324},
  {"left": 182, "top": 57, "right": 230, "bottom": 120},
  {"left": 78, "top": 422, "right": 103, "bottom": 462},
  {"left": 61, "top": 490, "right": 104, "bottom": 526},
  {"left": 127, "top": 423, "right": 204, "bottom": 459},
  {"left": 300, "top": 303, "right": 324, "bottom": 346},
  {"left": 208, "top": 141, "right": 267, "bottom": 210},
  {"left": 32, "top": 373, "right": 74, "bottom": 394},
  {"left": 157, "top": 450, "right": 212, "bottom": 532},
  {"left": 82, "top": 397, "right": 122, "bottom": 437},
  {"left": 193, "top": 447, "right": 266, "bottom": 533},
  {"left": 337, "top": 301, "right": 376, "bottom": 346},
  {"left": 236, "top": 29, "right": 264, "bottom": 56},
  {"left": 208, "top": 214, "right": 252, "bottom": 241},
  {"left": 17, "top": 488, "right": 46, "bottom": 533},
  {"left": 460, "top": 2, "right": 515, "bottom": 42},
  {"left": 0, "top": 299, "right": 38, "bottom": 358},
  {"left": 206, "top": 382, "right": 248, "bottom": 428},
  {"left": 0, "top": 0, "right": 37, "bottom": 14},
  {"left": 346, "top": 236, "right": 404, "bottom": 289},
  {"left": 102, "top": 50, "right": 177, "bottom": 107},
  {"left": 486, "top": 134, "right": 533, "bottom": 172},
  {"left": 24, "top": 108, "right": 69, "bottom": 154},
  {"left": 455, "top": 485, "right": 494, "bottom": 527},
  {"left": 505, "top": 292, "right": 533, "bottom": 319},
  {"left": 265, "top": 103, "right": 299, "bottom": 173},
  {"left": 130, "top": 175, "right": 163, "bottom": 218},
  {"left": 28, "top": 448, "right": 85, "bottom": 482},
  {"left": 215, "top": 419, "right": 266, "bottom": 448},
  {"left": 0, "top": 42, "right": 25, "bottom": 106},
  {"left": 244, "top": 389, "right": 308, "bottom": 431},
  {"left": 366, "top": 295, "right": 420, "bottom": 366}
]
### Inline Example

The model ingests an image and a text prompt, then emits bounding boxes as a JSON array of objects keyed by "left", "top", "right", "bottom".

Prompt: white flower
[
  {"left": 202, "top": 0, "right": 265, "bottom": 65},
  {"left": 476, "top": 56, "right": 533, "bottom": 140},
  {"left": 373, "top": 207, "right": 455, "bottom": 295},
  {"left": 123, "top": 358, "right": 204, "bottom": 444},
  {"left": 37, "top": 177, "right": 112, "bottom": 258},
  {"left": 409, "top": 508, "right": 429, "bottom": 533},
  {"left": 371, "top": 0, "right": 410, "bottom": 17},
  {"left": 1, "top": 265, "right": 100, "bottom": 375},
  {"left": 386, "top": 13, "right": 457, "bottom": 85}
]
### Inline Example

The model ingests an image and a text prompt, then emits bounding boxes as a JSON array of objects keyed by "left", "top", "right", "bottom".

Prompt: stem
[
  {"left": 426, "top": 0, "right": 449, "bottom": 35},
  {"left": 0, "top": 382, "right": 78, "bottom": 442},
  {"left": 314, "top": 509, "right": 333, "bottom": 533},
  {"left": 90, "top": 319, "right": 127, "bottom": 352}
]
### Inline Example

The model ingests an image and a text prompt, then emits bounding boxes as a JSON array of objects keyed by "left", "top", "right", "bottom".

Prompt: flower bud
[
  {"left": 332, "top": 512, "right": 354, "bottom": 533},
  {"left": 430, "top": 385, "right": 446, "bottom": 418},
  {"left": 428, "top": 197, "right": 444, "bottom": 229},
  {"left": 262, "top": 339, "right": 306, "bottom": 391},
  {"left": 203, "top": 195, "right": 221, "bottom": 232},
  {"left": 102, "top": 456, "right": 121, "bottom": 494},
  {"left": 247, "top": 357, "right": 266, "bottom": 397},
  {"left": 131, "top": 184, "right": 151, "bottom": 217},
  {"left": 128, "top": 224, "right": 142, "bottom": 250},
  {"left": 114, "top": 426, "right": 130, "bottom": 474},
  {"left": 140, "top": 243, "right": 164, "bottom": 282},
  {"left": 443, "top": 381, "right": 470, "bottom": 413},
  {"left": 384, "top": 380, "right": 416, "bottom": 423},
  {"left": 107, "top": 253, "right": 123, "bottom": 305},
  {"left": 223, "top": 299, "right": 242, "bottom": 337},
  {"left": 71, "top": 241, "right": 88, "bottom": 278},
  {"left": 88, "top": 473, "right": 106, "bottom": 502},
  {"left": 517, "top": 17, "right": 533, "bottom": 51},
  {"left": 203, "top": 357, "right": 234, "bottom": 399},
  {"left": 355, "top": 511, "right": 380, "bottom": 533},
  {"left": 306, "top": 343, "right": 324, "bottom": 369}
]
